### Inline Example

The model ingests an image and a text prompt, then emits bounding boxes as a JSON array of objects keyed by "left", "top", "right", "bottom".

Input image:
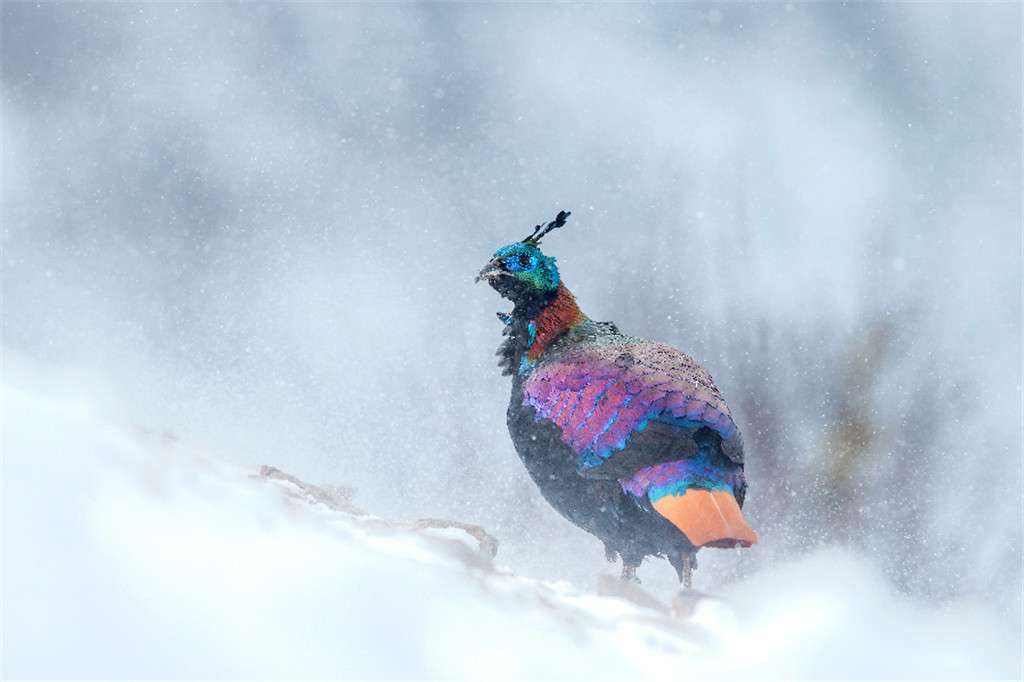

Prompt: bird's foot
[
  {"left": 596, "top": 574, "right": 668, "bottom": 614},
  {"left": 671, "top": 588, "right": 715, "bottom": 619},
  {"left": 620, "top": 563, "right": 640, "bottom": 583}
]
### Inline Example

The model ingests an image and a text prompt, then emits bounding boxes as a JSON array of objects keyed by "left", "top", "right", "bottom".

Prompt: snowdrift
[{"left": 2, "top": 384, "right": 1018, "bottom": 680}]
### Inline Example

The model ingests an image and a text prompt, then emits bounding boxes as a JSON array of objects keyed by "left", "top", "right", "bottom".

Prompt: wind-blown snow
[
  {"left": 3, "top": 378, "right": 1017, "bottom": 680},
  {"left": 3, "top": 0, "right": 1021, "bottom": 632}
]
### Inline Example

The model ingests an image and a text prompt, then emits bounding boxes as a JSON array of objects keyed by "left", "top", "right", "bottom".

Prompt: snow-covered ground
[{"left": 3, "top": 380, "right": 1019, "bottom": 680}]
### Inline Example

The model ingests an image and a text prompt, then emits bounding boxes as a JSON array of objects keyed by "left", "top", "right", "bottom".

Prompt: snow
[
  {"left": 3, "top": 380, "right": 1018, "bottom": 680},
  {"left": 3, "top": 0, "right": 1021, "bottom": 636},
  {"left": 2, "top": 4, "right": 1020, "bottom": 679}
]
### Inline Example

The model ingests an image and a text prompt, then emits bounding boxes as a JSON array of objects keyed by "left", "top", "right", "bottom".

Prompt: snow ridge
[{"left": 2, "top": 385, "right": 1018, "bottom": 680}]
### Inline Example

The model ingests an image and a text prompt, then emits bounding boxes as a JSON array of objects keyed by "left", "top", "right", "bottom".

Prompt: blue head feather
[{"left": 492, "top": 242, "right": 560, "bottom": 293}]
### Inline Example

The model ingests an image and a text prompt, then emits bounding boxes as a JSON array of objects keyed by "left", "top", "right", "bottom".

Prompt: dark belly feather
[{"left": 507, "top": 376, "right": 694, "bottom": 566}]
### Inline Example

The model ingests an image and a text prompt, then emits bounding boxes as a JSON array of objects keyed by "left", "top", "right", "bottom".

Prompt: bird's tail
[{"left": 652, "top": 489, "right": 758, "bottom": 548}]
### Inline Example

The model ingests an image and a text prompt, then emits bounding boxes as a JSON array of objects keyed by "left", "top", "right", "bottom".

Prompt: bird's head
[{"left": 476, "top": 211, "right": 569, "bottom": 313}]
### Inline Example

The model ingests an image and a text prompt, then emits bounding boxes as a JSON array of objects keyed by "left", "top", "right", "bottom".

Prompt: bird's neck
[
  {"left": 527, "top": 282, "right": 587, "bottom": 361},
  {"left": 498, "top": 282, "right": 588, "bottom": 376}
]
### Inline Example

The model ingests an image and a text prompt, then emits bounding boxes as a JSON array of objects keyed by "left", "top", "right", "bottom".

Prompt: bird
[{"left": 477, "top": 210, "right": 756, "bottom": 589}]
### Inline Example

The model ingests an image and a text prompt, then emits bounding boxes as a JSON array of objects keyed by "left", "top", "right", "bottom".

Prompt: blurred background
[{"left": 3, "top": 2, "right": 1020, "bottom": 628}]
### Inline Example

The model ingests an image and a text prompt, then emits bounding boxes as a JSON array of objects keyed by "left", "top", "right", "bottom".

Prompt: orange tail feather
[{"left": 652, "top": 489, "right": 758, "bottom": 548}]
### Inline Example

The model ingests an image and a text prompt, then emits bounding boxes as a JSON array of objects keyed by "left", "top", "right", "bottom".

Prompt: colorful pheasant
[{"left": 478, "top": 211, "right": 757, "bottom": 587}]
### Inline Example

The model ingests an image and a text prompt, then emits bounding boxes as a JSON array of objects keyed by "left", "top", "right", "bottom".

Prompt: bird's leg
[
  {"left": 620, "top": 563, "right": 639, "bottom": 583},
  {"left": 670, "top": 553, "right": 700, "bottom": 619},
  {"left": 681, "top": 552, "right": 694, "bottom": 590}
]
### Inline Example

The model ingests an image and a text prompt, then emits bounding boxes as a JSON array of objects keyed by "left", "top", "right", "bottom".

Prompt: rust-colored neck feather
[{"left": 527, "top": 282, "right": 587, "bottom": 361}]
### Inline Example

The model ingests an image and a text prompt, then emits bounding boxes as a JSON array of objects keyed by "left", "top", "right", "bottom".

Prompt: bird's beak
[{"left": 475, "top": 259, "right": 505, "bottom": 283}]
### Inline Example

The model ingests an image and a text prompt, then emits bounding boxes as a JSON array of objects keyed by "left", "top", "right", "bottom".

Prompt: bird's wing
[{"left": 521, "top": 340, "right": 744, "bottom": 478}]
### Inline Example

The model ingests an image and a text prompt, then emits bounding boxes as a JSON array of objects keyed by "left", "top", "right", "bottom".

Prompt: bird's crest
[{"left": 521, "top": 210, "right": 571, "bottom": 247}]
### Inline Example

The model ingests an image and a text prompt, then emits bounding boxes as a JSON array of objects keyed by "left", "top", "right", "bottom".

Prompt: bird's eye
[{"left": 502, "top": 252, "right": 535, "bottom": 273}]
